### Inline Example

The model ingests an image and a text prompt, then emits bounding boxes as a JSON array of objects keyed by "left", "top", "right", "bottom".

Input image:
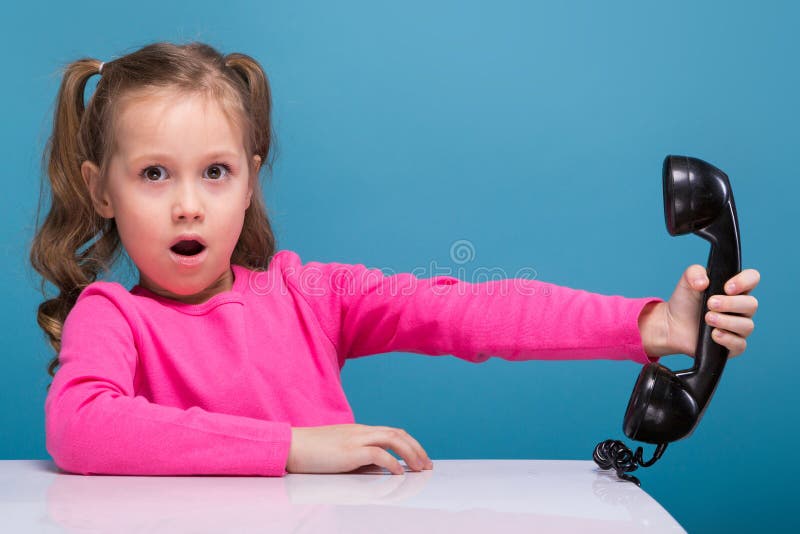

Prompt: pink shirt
[{"left": 45, "top": 249, "right": 663, "bottom": 477}]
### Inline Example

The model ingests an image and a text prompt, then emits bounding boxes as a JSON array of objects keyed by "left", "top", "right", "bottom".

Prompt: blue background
[{"left": 3, "top": 1, "right": 796, "bottom": 531}]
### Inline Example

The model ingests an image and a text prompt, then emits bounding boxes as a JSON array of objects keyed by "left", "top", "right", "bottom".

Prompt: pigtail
[
  {"left": 223, "top": 53, "right": 278, "bottom": 270},
  {"left": 223, "top": 52, "right": 278, "bottom": 172},
  {"left": 30, "top": 58, "right": 121, "bottom": 387}
]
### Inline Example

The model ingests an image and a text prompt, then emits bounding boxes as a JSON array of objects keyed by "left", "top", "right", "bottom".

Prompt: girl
[{"left": 29, "top": 41, "right": 760, "bottom": 477}]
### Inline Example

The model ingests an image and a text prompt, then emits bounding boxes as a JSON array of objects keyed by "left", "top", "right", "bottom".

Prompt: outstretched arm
[{"left": 278, "top": 250, "right": 665, "bottom": 366}]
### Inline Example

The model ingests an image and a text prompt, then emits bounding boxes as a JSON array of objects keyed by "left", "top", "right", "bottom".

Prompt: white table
[{"left": 0, "top": 459, "right": 684, "bottom": 532}]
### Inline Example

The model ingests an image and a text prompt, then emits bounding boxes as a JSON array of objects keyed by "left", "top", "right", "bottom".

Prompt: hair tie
[{"left": 99, "top": 62, "right": 105, "bottom": 75}]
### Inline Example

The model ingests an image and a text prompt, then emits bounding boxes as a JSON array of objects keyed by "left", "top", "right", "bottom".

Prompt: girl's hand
[
  {"left": 287, "top": 424, "right": 434, "bottom": 475},
  {"left": 640, "top": 265, "right": 760, "bottom": 358}
]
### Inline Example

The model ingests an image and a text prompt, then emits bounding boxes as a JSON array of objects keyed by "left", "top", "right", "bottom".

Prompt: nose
[{"left": 172, "top": 179, "right": 204, "bottom": 222}]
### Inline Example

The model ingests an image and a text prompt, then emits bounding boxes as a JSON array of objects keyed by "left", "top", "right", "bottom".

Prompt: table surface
[{"left": 1, "top": 459, "right": 684, "bottom": 533}]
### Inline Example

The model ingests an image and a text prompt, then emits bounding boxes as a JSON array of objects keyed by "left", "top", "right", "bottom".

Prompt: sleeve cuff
[
  {"left": 266, "top": 421, "right": 292, "bottom": 476},
  {"left": 627, "top": 297, "right": 666, "bottom": 365}
]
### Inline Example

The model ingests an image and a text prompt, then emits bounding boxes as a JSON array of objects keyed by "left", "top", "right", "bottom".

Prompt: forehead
[{"left": 112, "top": 89, "right": 245, "bottom": 159}]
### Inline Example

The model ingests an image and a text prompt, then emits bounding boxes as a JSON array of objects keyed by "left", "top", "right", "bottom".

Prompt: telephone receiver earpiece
[{"left": 594, "top": 155, "right": 742, "bottom": 485}]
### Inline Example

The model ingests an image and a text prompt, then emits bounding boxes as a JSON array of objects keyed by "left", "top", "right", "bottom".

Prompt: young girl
[{"left": 30, "top": 41, "right": 760, "bottom": 478}]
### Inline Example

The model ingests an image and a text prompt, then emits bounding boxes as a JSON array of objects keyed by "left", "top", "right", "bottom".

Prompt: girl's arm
[
  {"left": 278, "top": 250, "right": 664, "bottom": 367},
  {"left": 45, "top": 293, "right": 291, "bottom": 477}
]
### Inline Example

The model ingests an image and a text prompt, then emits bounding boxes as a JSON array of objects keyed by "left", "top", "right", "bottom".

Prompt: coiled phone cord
[{"left": 592, "top": 439, "right": 668, "bottom": 486}]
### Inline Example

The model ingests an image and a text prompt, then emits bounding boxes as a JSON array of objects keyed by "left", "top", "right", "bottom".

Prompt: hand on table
[{"left": 287, "top": 424, "right": 433, "bottom": 475}]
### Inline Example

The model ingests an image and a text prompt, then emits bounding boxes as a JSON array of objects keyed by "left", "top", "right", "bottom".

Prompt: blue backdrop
[{"left": 3, "top": 1, "right": 795, "bottom": 531}]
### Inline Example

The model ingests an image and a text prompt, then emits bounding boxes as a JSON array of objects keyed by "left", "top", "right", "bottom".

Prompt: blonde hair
[{"left": 29, "top": 41, "right": 280, "bottom": 389}]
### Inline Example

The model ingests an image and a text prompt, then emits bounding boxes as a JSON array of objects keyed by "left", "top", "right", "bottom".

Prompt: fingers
[
  {"left": 687, "top": 266, "right": 762, "bottom": 298},
  {"left": 365, "top": 447, "right": 406, "bottom": 475},
  {"left": 369, "top": 427, "right": 432, "bottom": 473},
  {"left": 686, "top": 264, "right": 709, "bottom": 290},
  {"left": 707, "top": 294, "right": 759, "bottom": 316},
  {"left": 705, "top": 269, "right": 759, "bottom": 359},
  {"left": 710, "top": 327, "right": 747, "bottom": 358},
  {"left": 705, "top": 292, "right": 756, "bottom": 359},
  {"left": 393, "top": 428, "right": 433, "bottom": 469},
  {"left": 723, "top": 268, "right": 761, "bottom": 295},
  {"left": 705, "top": 310, "right": 754, "bottom": 338}
]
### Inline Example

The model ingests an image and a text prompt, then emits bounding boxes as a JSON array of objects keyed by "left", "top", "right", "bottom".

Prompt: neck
[{"left": 138, "top": 267, "right": 235, "bottom": 305}]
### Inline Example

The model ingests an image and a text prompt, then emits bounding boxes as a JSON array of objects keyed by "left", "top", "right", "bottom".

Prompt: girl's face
[{"left": 81, "top": 89, "right": 261, "bottom": 304}]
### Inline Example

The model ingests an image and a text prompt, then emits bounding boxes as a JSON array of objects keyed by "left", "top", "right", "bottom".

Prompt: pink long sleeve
[
  {"left": 278, "top": 251, "right": 663, "bottom": 366},
  {"left": 45, "top": 249, "right": 663, "bottom": 478},
  {"left": 45, "top": 292, "right": 292, "bottom": 477}
]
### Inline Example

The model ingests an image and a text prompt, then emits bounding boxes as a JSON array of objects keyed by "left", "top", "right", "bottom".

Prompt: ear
[
  {"left": 80, "top": 160, "right": 114, "bottom": 219},
  {"left": 247, "top": 154, "right": 262, "bottom": 209}
]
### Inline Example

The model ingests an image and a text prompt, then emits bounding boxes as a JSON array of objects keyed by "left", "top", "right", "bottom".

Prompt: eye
[
  {"left": 140, "top": 165, "right": 167, "bottom": 182},
  {"left": 205, "top": 163, "right": 232, "bottom": 180}
]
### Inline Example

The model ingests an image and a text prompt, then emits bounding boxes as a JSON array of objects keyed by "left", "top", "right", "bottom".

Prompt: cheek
[
  {"left": 219, "top": 197, "right": 249, "bottom": 242},
  {"left": 224, "top": 185, "right": 252, "bottom": 221},
  {"left": 223, "top": 204, "right": 248, "bottom": 234},
  {"left": 112, "top": 203, "right": 163, "bottom": 249}
]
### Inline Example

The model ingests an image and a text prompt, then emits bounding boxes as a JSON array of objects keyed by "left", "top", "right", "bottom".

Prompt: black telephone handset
[{"left": 594, "top": 155, "right": 742, "bottom": 485}]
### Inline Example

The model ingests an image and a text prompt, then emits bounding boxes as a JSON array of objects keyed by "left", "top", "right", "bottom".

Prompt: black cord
[{"left": 593, "top": 439, "right": 668, "bottom": 486}]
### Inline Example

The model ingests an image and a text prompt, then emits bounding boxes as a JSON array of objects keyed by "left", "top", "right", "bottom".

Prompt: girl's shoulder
[
  {"left": 63, "top": 280, "right": 141, "bottom": 341},
  {"left": 272, "top": 248, "right": 301, "bottom": 265},
  {"left": 71, "top": 279, "right": 138, "bottom": 317},
  {"left": 270, "top": 248, "right": 367, "bottom": 272},
  {"left": 78, "top": 279, "right": 134, "bottom": 301}
]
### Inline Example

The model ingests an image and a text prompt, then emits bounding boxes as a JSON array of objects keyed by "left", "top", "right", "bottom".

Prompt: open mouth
[{"left": 170, "top": 240, "right": 206, "bottom": 257}]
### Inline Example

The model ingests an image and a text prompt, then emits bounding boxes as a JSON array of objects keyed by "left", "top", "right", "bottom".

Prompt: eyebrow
[{"left": 127, "top": 150, "right": 241, "bottom": 164}]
